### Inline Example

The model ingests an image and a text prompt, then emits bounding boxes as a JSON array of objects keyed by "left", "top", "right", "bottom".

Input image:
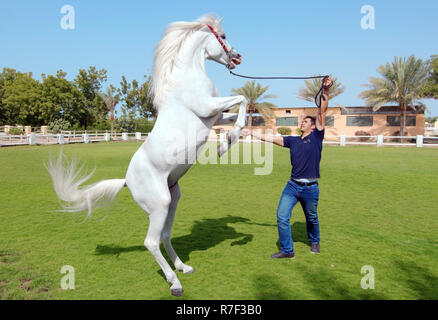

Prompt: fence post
[
  {"left": 57, "top": 134, "right": 65, "bottom": 145},
  {"left": 28, "top": 133, "right": 36, "bottom": 145},
  {"left": 219, "top": 132, "right": 226, "bottom": 143},
  {"left": 82, "top": 133, "right": 89, "bottom": 144},
  {"left": 104, "top": 132, "right": 110, "bottom": 142},
  {"left": 340, "top": 135, "right": 346, "bottom": 147},
  {"left": 377, "top": 135, "right": 384, "bottom": 147},
  {"left": 135, "top": 132, "right": 141, "bottom": 140},
  {"left": 416, "top": 135, "right": 423, "bottom": 148},
  {"left": 122, "top": 132, "right": 128, "bottom": 141}
]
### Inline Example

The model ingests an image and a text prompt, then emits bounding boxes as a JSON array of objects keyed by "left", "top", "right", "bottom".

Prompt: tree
[
  {"left": 118, "top": 75, "right": 156, "bottom": 131},
  {"left": 0, "top": 68, "right": 43, "bottom": 126},
  {"left": 421, "top": 55, "right": 438, "bottom": 99},
  {"left": 138, "top": 76, "right": 156, "bottom": 119},
  {"left": 358, "top": 55, "right": 430, "bottom": 137},
  {"left": 74, "top": 66, "right": 107, "bottom": 129},
  {"left": 230, "top": 81, "right": 278, "bottom": 129},
  {"left": 40, "top": 70, "right": 85, "bottom": 127},
  {"left": 97, "top": 85, "right": 120, "bottom": 136},
  {"left": 297, "top": 75, "right": 345, "bottom": 102}
]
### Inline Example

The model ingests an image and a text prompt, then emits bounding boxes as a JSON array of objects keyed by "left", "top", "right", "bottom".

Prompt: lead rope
[
  {"left": 228, "top": 70, "right": 332, "bottom": 108},
  {"left": 205, "top": 24, "right": 333, "bottom": 108}
]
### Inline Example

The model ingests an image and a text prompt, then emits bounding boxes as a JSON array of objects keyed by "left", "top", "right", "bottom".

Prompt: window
[
  {"left": 386, "top": 116, "right": 416, "bottom": 127},
  {"left": 285, "top": 110, "right": 291, "bottom": 115},
  {"left": 346, "top": 116, "right": 373, "bottom": 127},
  {"left": 325, "top": 116, "right": 334, "bottom": 127},
  {"left": 276, "top": 117, "right": 298, "bottom": 126},
  {"left": 251, "top": 116, "right": 265, "bottom": 126}
]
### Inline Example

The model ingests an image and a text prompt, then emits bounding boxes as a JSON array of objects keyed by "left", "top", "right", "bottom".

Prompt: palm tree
[
  {"left": 297, "top": 75, "right": 345, "bottom": 102},
  {"left": 97, "top": 85, "right": 120, "bottom": 137},
  {"left": 230, "top": 81, "right": 278, "bottom": 129},
  {"left": 421, "top": 55, "right": 438, "bottom": 99},
  {"left": 358, "top": 55, "right": 430, "bottom": 138}
]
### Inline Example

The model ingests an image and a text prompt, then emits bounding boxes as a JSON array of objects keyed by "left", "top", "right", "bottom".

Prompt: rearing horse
[{"left": 48, "top": 14, "right": 248, "bottom": 296}]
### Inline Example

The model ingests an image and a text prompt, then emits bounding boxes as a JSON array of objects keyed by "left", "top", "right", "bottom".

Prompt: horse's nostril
[{"left": 237, "top": 54, "right": 241, "bottom": 58}]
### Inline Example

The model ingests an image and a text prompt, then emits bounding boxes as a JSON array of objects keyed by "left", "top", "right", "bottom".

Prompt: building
[{"left": 214, "top": 106, "right": 425, "bottom": 137}]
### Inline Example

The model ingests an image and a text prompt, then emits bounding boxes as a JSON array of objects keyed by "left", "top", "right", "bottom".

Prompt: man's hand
[{"left": 322, "top": 76, "right": 332, "bottom": 92}]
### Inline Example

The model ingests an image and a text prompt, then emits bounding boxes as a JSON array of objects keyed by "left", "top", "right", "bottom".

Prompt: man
[{"left": 241, "top": 76, "right": 332, "bottom": 259}]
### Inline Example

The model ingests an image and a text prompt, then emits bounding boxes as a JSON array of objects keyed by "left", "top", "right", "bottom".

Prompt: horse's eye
[{"left": 221, "top": 34, "right": 226, "bottom": 40}]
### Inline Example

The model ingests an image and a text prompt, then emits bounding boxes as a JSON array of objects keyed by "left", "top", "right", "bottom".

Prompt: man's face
[{"left": 300, "top": 118, "right": 315, "bottom": 133}]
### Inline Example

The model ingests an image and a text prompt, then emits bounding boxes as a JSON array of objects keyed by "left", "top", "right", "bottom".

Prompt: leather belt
[{"left": 290, "top": 179, "right": 318, "bottom": 186}]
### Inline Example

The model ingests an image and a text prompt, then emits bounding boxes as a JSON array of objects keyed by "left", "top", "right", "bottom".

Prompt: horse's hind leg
[
  {"left": 138, "top": 181, "right": 184, "bottom": 296},
  {"left": 161, "top": 183, "right": 194, "bottom": 274}
]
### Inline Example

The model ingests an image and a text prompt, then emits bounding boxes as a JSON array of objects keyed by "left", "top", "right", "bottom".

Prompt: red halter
[{"left": 206, "top": 24, "right": 229, "bottom": 56}]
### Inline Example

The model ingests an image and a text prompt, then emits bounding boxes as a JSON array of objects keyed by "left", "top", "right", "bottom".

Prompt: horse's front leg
[
  {"left": 188, "top": 95, "right": 248, "bottom": 156},
  {"left": 217, "top": 97, "right": 247, "bottom": 156}
]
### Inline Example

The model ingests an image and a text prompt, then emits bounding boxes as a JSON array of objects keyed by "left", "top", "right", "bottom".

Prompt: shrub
[
  {"left": 136, "top": 119, "right": 156, "bottom": 133},
  {"left": 48, "top": 118, "right": 71, "bottom": 133},
  {"left": 355, "top": 130, "right": 371, "bottom": 142},
  {"left": 88, "top": 119, "right": 111, "bottom": 131},
  {"left": 8, "top": 127, "right": 24, "bottom": 135},
  {"left": 277, "top": 127, "right": 291, "bottom": 135},
  {"left": 296, "top": 128, "right": 302, "bottom": 136},
  {"left": 391, "top": 130, "right": 415, "bottom": 143}
]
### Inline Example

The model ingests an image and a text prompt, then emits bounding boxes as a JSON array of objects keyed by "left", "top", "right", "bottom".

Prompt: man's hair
[{"left": 304, "top": 116, "right": 316, "bottom": 126}]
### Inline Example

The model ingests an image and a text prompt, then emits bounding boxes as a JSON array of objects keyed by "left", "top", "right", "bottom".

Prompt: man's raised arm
[{"left": 316, "top": 76, "right": 332, "bottom": 131}]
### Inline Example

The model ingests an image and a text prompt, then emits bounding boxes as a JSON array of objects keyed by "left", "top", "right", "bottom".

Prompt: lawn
[{"left": 0, "top": 141, "right": 437, "bottom": 300}]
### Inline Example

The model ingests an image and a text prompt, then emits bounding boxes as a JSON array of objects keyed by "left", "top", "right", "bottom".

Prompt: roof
[
  {"left": 340, "top": 106, "right": 425, "bottom": 115},
  {"left": 277, "top": 106, "right": 425, "bottom": 115}
]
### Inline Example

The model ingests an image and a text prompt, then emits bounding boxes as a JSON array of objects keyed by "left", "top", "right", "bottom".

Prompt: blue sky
[{"left": 1, "top": 0, "right": 437, "bottom": 116}]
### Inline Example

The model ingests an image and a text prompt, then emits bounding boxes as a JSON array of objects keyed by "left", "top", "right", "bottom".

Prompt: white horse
[{"left": 48, "top": 14, "right": 248, "bottom": 297}]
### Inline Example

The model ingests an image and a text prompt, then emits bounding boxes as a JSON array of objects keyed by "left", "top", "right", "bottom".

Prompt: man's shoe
[
  {"left": 270, "top": 251, "right": 295, "bottom": 259},
  {"left": 310, "top": 244, "right": 320, "bottom": 254}
]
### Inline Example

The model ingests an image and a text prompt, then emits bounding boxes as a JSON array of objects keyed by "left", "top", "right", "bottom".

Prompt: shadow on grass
[
  {"left": 255, "top": 252, "right": 438, "bottom": 299},
  {"left": 95, "top": 215, "right": 274, "bottom": 263},
  {"left": 96, "top": 215, "right": 274, "bottom": 283},
  {"left": 392, "top": 259, "right": 438, "bottom": 299},
  {"left": 253, "top": 274, "right": 291, "bottom": 300}
]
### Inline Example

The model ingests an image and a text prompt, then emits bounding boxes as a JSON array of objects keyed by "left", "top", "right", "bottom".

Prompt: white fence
[
  {"left": 323, "top": 134, "right": 438, "bottom": 147},
  {"left": 0, "top": 132, "right": 147, "bottom": 147},
  {"left": 1, "top": 132, "right": 438, "bottom": 148}
]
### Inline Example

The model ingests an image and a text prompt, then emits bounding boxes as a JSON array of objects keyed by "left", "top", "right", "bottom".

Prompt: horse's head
[{"left": 203, "top": 18, "right": 242, "bottom": 70}]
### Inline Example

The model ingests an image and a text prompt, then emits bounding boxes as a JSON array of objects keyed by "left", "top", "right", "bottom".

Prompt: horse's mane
[{"left": 149, "top": 14, "right": 223, "bottom": 110}]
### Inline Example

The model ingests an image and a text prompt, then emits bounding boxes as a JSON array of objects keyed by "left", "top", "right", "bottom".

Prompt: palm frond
[
  {"left": 230, "top": 80, "right": 278, "bottom": 125},
  {"left": 297, "top": 75, "right": 345, "bottom": 102},
  {"left": 359, "top": 55, "right": 430, "bottom": 109}
]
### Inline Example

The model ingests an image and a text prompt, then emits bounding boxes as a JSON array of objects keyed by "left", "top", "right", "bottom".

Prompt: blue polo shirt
[{"left": 283, "top": 128, "right": 324, "bottom": 180}]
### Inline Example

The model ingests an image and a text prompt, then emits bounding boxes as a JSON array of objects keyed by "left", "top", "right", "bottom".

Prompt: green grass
[{"left": 1, "top": 142, "right": 437, "bottom": 299}]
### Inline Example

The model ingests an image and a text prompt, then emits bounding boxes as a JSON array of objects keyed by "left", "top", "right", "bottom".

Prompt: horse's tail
[{"left": 46, "top": 151, "right": 126, "bottom": 218}]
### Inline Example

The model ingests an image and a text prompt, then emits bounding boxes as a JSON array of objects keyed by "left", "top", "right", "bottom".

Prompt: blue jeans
[{"left": 276, "top": 180, "right": 320, "bottom": 254}]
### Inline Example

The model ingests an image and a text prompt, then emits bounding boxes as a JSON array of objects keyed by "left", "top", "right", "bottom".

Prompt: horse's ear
[{"left": 215, "top": 17, "right": 223, "bottom": 27}]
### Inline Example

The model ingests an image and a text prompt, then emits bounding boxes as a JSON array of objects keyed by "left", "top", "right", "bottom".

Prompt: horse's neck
[{"left": 175, "top": 33, "right": 208, "bottom": 79}]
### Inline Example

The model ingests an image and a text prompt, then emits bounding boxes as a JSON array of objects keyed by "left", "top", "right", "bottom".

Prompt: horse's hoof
[
  {"left": 217, "top": 145, "right": 227, "bottom": 157},
  {"left": 183, "top": 267, "right": 195, "bottom": 274},
  {"left": 171, "top": 288, "right": 183, "bottom": 297}
]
